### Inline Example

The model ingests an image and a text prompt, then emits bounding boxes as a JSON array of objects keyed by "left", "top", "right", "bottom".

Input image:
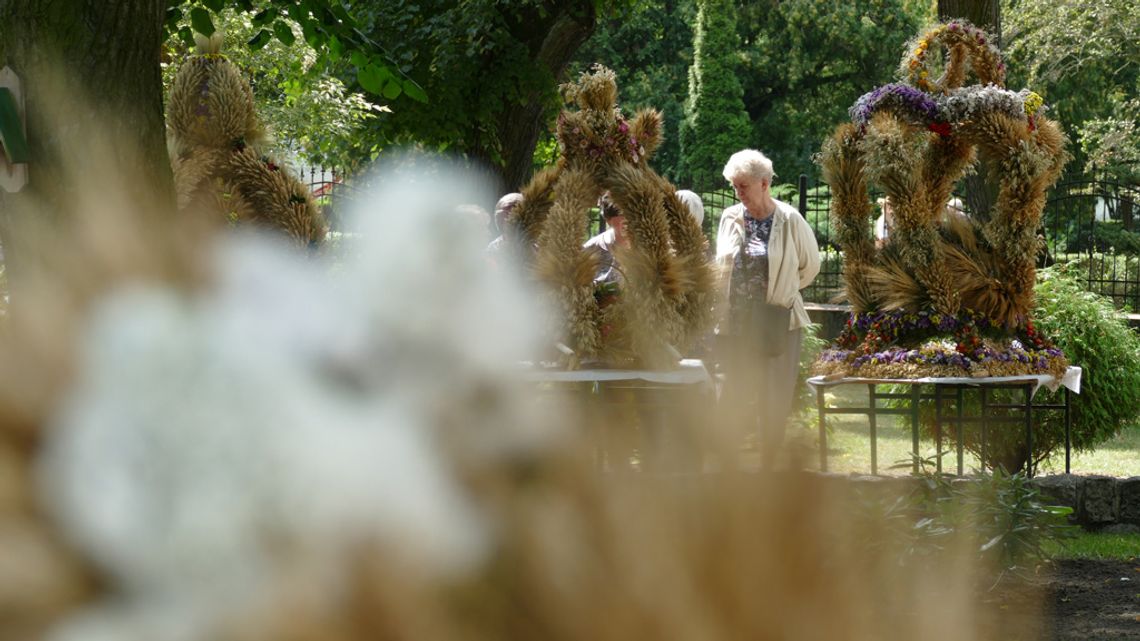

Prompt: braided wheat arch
[{"left": 515, "top": 66, "right": 714, "bottom": 369}]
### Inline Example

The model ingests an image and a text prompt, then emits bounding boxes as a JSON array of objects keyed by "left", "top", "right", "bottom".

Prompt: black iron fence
[
  {"left": 686, "top": 171, "right": 1140, "bottom": 309},
  {"left": 305, "top": 164, "right": 1140, "bottom": 311}
]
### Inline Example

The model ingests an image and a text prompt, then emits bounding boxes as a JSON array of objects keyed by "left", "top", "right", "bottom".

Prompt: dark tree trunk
[
  {"left": 491, "top": 1, "right": 595, "bottom": 193},
  {"left": 938, "top": 0, "right": 1002, "bottom": 223},
  {"left": 937, "top": 0, "right": 1000, "bottom": 46},
  {"left": 0, "top": 0, "right": 173, "bottom": 280}
]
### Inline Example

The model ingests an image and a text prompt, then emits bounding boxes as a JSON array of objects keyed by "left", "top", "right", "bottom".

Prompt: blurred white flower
[{"left": 39, "top": 160, "right": 557, "bottom": 641}]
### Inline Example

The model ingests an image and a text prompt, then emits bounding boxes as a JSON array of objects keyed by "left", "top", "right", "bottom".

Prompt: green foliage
[
  {"left": 1085, "top": 221, "right": 1140, "bottom": 256},
  {"left": 343, "top": 0, "right": 607, "bottom": 188},
  {"left": 163, "top": 6, "right": 381, "bottom": 169},
  {"left": 1005, "top": 0, "right": 1140, "bottom": 178},
  {"left": 1032, "top": 265, "right": 1140, "bottom": 462},
  {"left": 955, "top": 469, "right": 1076, "bottom": 573},
  {"left": 1043, "top": 531, "right": 1140, "bottom": 560},
  {"left": 736, "top": 0, "right": 931, "bottom": 178},
  {"left": 851, "top": 465, "right": 1075, "bottom": 579},
  {"left": 1065, "top": 252, "right": 1140, "bottom": 311},
  {"left": 165, "top": 0, "right": 428, "bottom": 105},
  {"left": 678, "top": 0, "right": 752, "bottom": 189}
]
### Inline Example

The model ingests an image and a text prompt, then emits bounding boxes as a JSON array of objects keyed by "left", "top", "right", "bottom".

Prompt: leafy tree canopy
[
  {"left": 342, "top": 0, "right": 621, "bottom": 191},
  {"left": 166, "top": 0, "right": 428, "bottom": 104},
  {"left": 164, "top": 5, "right": 383, "bottom": 170},
  {"left": 736, "top": 0, "right": 932, "bottom": 179},
  {"left": 1004, "top": 0, "right": 1140, "bottom": 178}
]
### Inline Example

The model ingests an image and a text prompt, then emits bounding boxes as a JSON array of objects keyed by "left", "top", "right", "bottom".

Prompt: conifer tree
[{"left": 679, "top": 0, "right": 753, "bottom": 189}]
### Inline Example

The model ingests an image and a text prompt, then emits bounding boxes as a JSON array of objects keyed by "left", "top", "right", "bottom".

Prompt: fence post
[{"left": 798, "top": 174, "right": 808, "bottom": 215}]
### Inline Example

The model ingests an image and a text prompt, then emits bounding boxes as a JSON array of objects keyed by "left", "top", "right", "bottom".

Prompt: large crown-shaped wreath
[
  {"left": 814, "top": 21, "right": 1069, "bottom": 379},
  {"left": 512, "top": 65, "right": 715, "bottom": 369}
]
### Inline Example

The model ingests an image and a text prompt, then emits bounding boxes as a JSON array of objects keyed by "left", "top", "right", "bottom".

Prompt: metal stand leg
[
  {"left": 1024, "top": 383, "right": 1034, "bottom": 478},
  {"left": 911, "top": 384, "right": 921, "bottom": 475},
  {"left": 956, "top": 386, "right": 964, "bottom": 476},
  {"left": 934, "top": 385, "right": 943, "bottom": 475},
  {"left": 980, "top": 387, "right": 988, "bottom": 474},
  {"left": 817, "top": 387, "right": 827, "bottom": 472},
  {"left": 868, "top": 384, "right": 878, "bottom": 475},
  {"left": 1065, "top": 388, "right": 1072, "bottom": 474}
]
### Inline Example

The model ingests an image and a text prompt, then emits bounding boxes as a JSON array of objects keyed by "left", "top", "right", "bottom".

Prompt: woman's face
[{"left": 730, "top": 174, "right": 769, "bottom": 213}]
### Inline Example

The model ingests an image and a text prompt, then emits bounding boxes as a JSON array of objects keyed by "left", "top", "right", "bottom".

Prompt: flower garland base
[{"left": 811, "top": 309, "right": 1069, "bottom": 381}]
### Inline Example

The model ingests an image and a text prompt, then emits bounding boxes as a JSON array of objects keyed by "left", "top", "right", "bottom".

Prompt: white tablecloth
[
  {"left": 806, "top": 365, "right": 1082, "bottom": 398},
  {"left": 519, "top": 359, "right": 712, "bottom": 387}
]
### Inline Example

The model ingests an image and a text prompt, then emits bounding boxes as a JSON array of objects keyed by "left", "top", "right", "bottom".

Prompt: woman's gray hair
[
  {"left": 675, "top": 189, "right": 704, "bottom": 226},
  {"left": 722, "top": 149, "right": 775, "bottom": 184}
]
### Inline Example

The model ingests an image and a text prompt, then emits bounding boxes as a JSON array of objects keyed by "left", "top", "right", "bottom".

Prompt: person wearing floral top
[{"left": 715, "top": 149, "right": 820, "bottom": 469}]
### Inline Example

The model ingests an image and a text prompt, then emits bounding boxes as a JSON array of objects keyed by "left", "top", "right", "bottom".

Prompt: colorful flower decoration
[
  {"left": 901, "top": 21, "right": 1006, "bottom": 92},
  {"left": 817, "top": 309, "right": 1066, "bottom": 379}
]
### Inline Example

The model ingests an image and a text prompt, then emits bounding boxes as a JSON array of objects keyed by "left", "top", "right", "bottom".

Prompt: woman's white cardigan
[{"left": 714, "top": 199, "right": 821, "bottom": 331}]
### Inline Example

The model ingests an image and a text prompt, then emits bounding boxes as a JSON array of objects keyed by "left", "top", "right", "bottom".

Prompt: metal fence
[
  {"left": 686, "top": 171, "right": 1140, "bottom": 309},
  {"left": 304, "top": 164, "right": 1140, "bottom": 310}
]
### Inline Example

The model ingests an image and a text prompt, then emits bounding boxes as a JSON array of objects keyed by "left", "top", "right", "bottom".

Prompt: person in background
[
  {"left": 675, "top": 189, "right": 705, "bottom": 228},
  {"left": 583, "top": 192, "right": 629, "bottom": 286},
  {"left": 944, "top": 197, "right": 968, "bottom": 223},
  {"left": 873, "top": 196, "right": 894, "bottom": 247},
  {"left": 715, "top": 149, "right": 819, "bottom": 469},
  {"left": 486, "top": 192, "right": 524, "bottom": 255}
]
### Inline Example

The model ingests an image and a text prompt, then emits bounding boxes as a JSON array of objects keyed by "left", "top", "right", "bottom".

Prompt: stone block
[
  {"left": 1117, "top": 477, "right": 1140, "bottom": 525},
  {"left": 1031, "top": 474, "right": 1081, "bottom": 512},
  {"left": 1080, "top": 475, "right": 1117, "bottom": 524}
]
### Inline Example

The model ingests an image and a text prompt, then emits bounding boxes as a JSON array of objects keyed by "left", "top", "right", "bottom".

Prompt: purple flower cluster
[
  {"left": 850, "top": 308, "right": 994, "bottom": 338},
  {"left": 849, "top": 83, "right": 940, "bottom": 128},
  {"left": 819, "top": 342, "right": 1064, "bottom": 374},
  {"left": 848, "top": 347, "right": 972, "bottom": 370}
]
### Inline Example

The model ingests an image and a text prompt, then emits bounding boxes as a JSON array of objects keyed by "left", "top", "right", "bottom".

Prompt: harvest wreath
[{"left": 813, "top": 21, "right": 1069, "bottom": 380}]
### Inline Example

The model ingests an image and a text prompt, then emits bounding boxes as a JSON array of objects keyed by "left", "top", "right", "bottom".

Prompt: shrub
[
  {"left": 850, "top": 464, "right": 1074, "bottom": 581},
  {"left": 1031, "top": 263, "right": 1140, "bottom": 462}
]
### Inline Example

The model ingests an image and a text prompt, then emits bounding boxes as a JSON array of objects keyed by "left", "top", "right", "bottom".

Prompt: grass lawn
[
  {"left": 793, "top": 384, "right": 1140, "bottom": 477},
  {"left": 1043, "top": 531, "right": 1140, "bottom": 560}
]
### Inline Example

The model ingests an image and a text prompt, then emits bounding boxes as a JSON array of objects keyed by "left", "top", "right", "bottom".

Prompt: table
[
  {"left": 806, "top": 367, "right": 1083, "bottom": 477},
  {"left": 521, "top": 359, "right": 714, "bottom": 470}
]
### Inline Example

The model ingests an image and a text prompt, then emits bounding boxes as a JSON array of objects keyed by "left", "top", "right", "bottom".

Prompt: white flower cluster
[
  {"left": 38, "top": 160, "right": 560, "bottom": 641},
  {"left": 937, "top": 86, "right": 1045, "bottom": 124}
]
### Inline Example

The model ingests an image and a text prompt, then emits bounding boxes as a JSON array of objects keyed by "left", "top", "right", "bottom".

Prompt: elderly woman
[{"left": 716, "top": 149, "right": 819, "bottom": 469}]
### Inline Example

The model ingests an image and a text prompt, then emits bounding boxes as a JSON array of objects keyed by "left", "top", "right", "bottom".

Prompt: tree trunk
[
  {"left": 937, "top": 0, "right": 1000, "bottom": 46},
  {"left": 492, "top": 1, "right": 595, "bottom": 193},
  {"left": 0, "top": 0, "right": 173, "bottom": 280},
  {"left": 937, "top": 0, "right": 1001, "bottom": 223}
]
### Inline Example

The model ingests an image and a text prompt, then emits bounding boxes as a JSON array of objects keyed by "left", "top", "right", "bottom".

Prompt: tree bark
[
  {"left": 937, "top": 0, "right": 1001, "bottom": 46},
  {"left": 0, "top": 0, "right": 173, "bottom": 279},
  {"left": 937, "top": 0, "right": 1002, "bottom": 222},
  {"left": 492, "top": 1, "right": 595, "bottom": 193}
]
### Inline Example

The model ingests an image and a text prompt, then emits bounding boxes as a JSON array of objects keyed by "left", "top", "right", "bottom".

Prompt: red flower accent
[{"left": 928, "top": 121, "right": 953, "bottom": 137}]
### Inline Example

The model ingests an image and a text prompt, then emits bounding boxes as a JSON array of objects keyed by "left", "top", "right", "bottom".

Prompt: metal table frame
[
  {"left": 811, "top": 378, "right": 1073, "bottom": 477},
  {"left": 524, "top": 360, "right": 714, "bottom": 471}
]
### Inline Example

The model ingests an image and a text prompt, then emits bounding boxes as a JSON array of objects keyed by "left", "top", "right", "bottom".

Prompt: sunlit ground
[{"left": 803, "top": 385, "right": 1140, "bottom": 477}]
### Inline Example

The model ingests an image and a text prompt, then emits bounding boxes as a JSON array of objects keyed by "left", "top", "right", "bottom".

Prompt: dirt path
[
  {"left": 987, "top": 558, "right": 1140, "bottom": 640},
  {"left": 1045, "top": 559, "right": 1140, "bottom": 640}
]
